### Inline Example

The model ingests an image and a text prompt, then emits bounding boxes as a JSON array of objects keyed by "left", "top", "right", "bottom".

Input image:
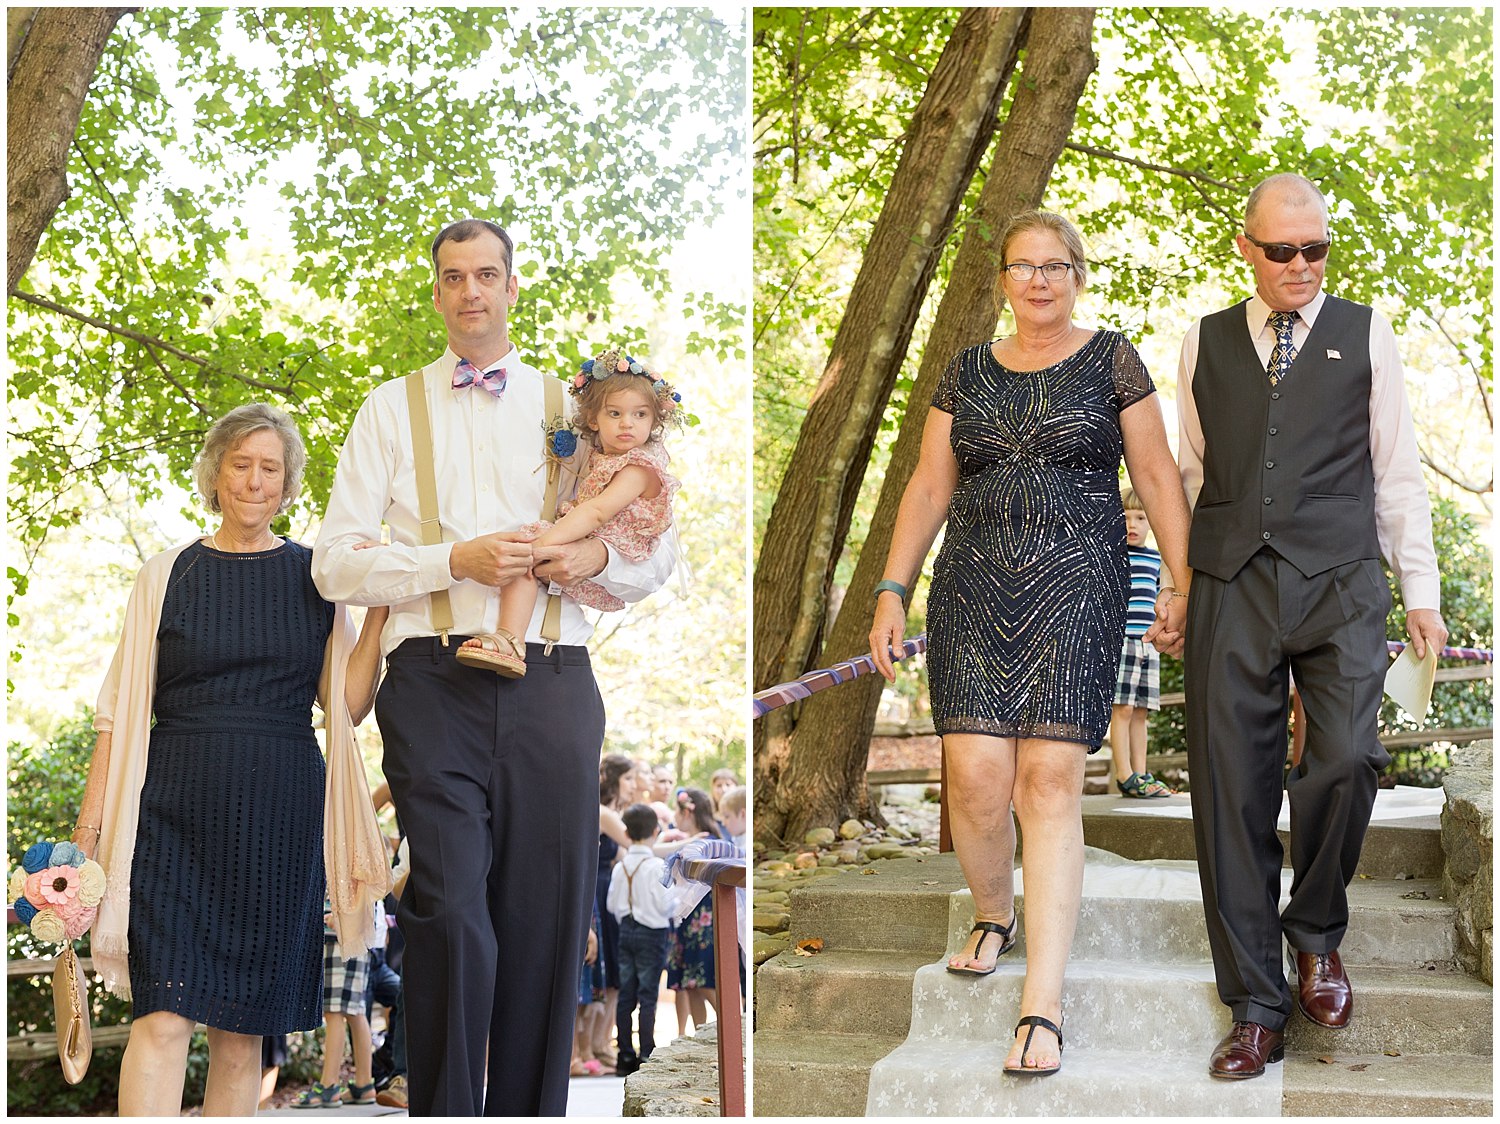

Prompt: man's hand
[
  {"left": 1405, "top": 608, "right": 1448, "bottom": 660},
  {"left": 449, "top": 532, "right": 534, "bottom": 588},
  {"left": 1143, "top": 589, "right": 1187, "bottom": 658},
  {"left": 533, "top": 539, "right": 607, "bottom": 586}
]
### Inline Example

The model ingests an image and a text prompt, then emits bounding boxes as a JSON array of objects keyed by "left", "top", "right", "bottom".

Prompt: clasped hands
[
  {"left": 1142, "top": 588, "right": 1188, "bottom": 658},
  {"left": 447, "top": 531, "right": 607, "bottom": 588}
]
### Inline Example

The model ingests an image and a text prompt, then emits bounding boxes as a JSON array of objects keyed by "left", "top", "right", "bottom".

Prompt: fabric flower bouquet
[{"left": 10, "top": 840, "right": 106, "bottom": 945}]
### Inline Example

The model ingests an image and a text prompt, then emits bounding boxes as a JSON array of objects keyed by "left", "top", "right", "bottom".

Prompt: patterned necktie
[
  {"left": 1266, "top": 310, "right": 1299, "bottom": 385},
  {"left": 452, "top": 358, "right": 507, "bottom": 399}
]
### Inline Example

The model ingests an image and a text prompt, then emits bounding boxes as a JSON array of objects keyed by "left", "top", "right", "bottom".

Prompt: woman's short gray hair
[{"left": 193, "top": 402, "right": 306, "bottom": 515}]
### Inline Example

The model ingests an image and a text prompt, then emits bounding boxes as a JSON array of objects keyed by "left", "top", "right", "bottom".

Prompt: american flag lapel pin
[{"left": 1326, "top": 349, "right": 1342, "bottom": 359}]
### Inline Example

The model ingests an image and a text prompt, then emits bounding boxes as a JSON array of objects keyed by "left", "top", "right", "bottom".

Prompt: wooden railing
[{"left": 684, "top": 857, "right": 746, "bottom": 1117}]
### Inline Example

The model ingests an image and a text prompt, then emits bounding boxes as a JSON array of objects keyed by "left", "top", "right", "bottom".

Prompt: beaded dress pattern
[
  {"left": 925, "top": 332, "right": 1155, "bottom": 748},
  {"left": 127, "top": 540, "right": 331, "bottom": 1034}
]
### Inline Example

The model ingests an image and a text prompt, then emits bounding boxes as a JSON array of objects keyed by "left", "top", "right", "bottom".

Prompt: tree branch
[
  {"left": 10, "top": 289, "right": 301, "bottom": 394},
  {"left": 1063, "top": 141, "right": 1239, "bottom": 191},
  {"left": 1419, "top": 450, "right": 1492, "bottom": 496}
]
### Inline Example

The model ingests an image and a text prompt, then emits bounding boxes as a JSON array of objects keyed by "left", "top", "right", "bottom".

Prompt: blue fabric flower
[
  {"left": 581, "top": 359, "right": 595, "bottom": 373},
  {"left": 14, "top": 897, "right": 37, "bottom": 924},
  {"left": 552, "top": 430, "right": 578, "bottom": 458},
  {"left": 50, "top": 841, "right": 86, "bottom": 868},
  {"left": 22, "top": 842, "right": 53, "bottom": 874},
  {"left": 672, "top": 392, "right": 682, "bottom": 402},
  {"left": 628, "top": 361, "right": 643, "bottom": 375}
]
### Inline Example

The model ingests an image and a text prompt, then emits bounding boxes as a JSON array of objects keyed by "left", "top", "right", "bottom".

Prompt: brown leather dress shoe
[
  {"left": 1293, "top": 948, "right": 1353, "bottom": 1028},
  {"left": 1208, "top": 1021, "right": 1284, "bottom": 1079}
]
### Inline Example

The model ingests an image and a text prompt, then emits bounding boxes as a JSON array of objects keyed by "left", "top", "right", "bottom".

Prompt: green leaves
[{"left": 10, "top": 7, "right": 745, "bottom": 562}]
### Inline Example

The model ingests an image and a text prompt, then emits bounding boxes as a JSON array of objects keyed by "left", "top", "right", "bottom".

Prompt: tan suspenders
[{"left": 404, "top": 366, "right": 567, "bottom": 650}]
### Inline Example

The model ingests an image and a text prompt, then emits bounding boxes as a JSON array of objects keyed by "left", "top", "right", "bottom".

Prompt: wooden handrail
[{"left": 683, "top": 858, "right": 745, "bottom": 1117}]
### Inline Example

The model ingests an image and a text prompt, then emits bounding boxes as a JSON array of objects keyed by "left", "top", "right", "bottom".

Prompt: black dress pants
[
  {"left": 377, "top": 637, "right": 605, "bottom": 1116},
  {"left": 1184, "top": 550, "right": 1390, "bottom": 1030}
]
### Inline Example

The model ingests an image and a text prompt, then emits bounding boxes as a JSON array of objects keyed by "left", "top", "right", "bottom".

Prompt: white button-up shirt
[
  {"left": 312, "top": 346, "right": 674, "bottom": 653},
  {"left": 1177, "top": 291, "right": 1440, "bottom": 611},
  {"left": 606, "top": 845, "right": 671, "bottom": 929}
]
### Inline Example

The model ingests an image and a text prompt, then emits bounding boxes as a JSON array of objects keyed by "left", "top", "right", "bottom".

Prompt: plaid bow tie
[{"left": 452, "top": 358, "right": 507, "bottom": 399}]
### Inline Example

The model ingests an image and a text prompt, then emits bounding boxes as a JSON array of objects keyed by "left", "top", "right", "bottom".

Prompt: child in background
[
  {"left": 457, "top": 348, "right": 684, "bottom": 676},
  {"left": 1110, "top": 486, "right": 1175, "bottom": 798},
  {"left": 666, "top": 787, "right": 723, "bottom": 1034},
  {"left": 606, "top": 804, "right": 672, "bottom": 1076},
  {"left": 719, "top": 785, "right": 747, "bottom": 852},
  {"left": 294, "top": 903, "right": 380, "bottom": 1107}
]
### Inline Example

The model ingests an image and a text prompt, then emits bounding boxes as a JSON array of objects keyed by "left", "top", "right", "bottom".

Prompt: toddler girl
[{"left": 458, "top": 347, "right": 683, "bottom": 676}]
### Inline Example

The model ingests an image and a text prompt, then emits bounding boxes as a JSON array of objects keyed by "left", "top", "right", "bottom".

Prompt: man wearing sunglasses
[{"left": 1173, "top": 174, "right": 1445, "bottom": 1080}]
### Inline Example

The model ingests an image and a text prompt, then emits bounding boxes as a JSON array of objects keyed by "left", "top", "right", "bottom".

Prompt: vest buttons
[
  {"left": 1263, "top": 531, "right": 1273, "bottom": 540},
  {"left": 1271, "top": 392, "right": 1281, "bottom": 400},
  {"left": 1264, "top": 497, "right": 1273, "bottom": 505},
  {"left": 1268, "top": 427, "right": 1278, "bottom": 435},
  {"left": 1265, "top": 460, "right": 1275, "bottom": 469}
]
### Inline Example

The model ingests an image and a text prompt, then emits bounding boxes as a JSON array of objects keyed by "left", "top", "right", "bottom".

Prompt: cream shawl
[{"left": 91, "top": 540, "right": 391, "bottom": 998}]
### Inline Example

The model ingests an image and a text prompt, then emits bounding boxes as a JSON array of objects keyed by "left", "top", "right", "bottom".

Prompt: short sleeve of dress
[
  {"left": 1111, "top": 333, "right": 1156, "bottom": 412},
  {"left": 931, "top": 350, "right": 965, "bottom": 414},
  {"left": 618, "top": 442, "right": 681, "bottom": 505}
]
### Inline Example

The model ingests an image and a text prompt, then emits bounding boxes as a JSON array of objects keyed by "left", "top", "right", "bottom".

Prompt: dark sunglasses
[{"left": 1243, "top": 233, "right": 1331, "bottom": 264}]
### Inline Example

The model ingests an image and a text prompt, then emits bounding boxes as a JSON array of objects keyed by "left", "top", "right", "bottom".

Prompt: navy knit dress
[{"left": 127, "top": 539, "right": 331, "bottom": 1034}]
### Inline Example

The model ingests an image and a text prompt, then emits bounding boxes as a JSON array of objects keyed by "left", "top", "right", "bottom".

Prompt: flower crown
[{"left": 570, "top": 349, "right": 685, "bottom": 422}]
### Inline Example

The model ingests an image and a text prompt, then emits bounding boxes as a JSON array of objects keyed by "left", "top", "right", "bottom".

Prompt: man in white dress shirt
[
  {"left": 1174, "top": 175, "right": 1446, "bottom": 1080},
  {"left": 313, "top": 219, "right": 672, "bottom": 1115}
]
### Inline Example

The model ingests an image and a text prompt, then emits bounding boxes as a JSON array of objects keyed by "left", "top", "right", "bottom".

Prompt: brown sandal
[{"left": 455, "top": 628, "right": 527, "bottom": 677}]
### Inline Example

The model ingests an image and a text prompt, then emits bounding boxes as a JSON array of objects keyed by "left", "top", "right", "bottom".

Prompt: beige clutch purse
[{"left": 52, "top": 945, "right": 92, "bottom": 1084}]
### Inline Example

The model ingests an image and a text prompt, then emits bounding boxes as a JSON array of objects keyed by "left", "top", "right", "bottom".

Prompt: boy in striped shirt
[{"left": 1111, "top": 486, "right": 1176, "bottom": 798}]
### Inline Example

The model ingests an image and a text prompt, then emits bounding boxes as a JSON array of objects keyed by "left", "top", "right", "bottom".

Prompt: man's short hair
[
  {"left": 1244, "top": 174, "right": 1328, "bottom": 232},
  {"left": 719, "top": 785, "right": 747, "bottom": 817},
  {"left": 431, "top": 219, "right": 515, "bottom": 277},
  {"left": 622, "top": 803, "right": 660, "bottom": 842}
]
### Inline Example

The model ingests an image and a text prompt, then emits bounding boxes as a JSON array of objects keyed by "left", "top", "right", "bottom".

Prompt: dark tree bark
[
  {"left": 756, "top": 6, "right": 1099, "bottom": 845},
  {"left": 753, "top": 6, "right": 1029, "bottom": 836},
  {"left": 8, "top": 7, "right": 127, "bottom": 294}
]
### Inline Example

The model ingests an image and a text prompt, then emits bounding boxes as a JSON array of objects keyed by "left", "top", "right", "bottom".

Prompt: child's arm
[
  {"left": 531, "top": 465, "right": 657, "bottom": 548},
  {"left": 605, "top": 862, "right": 629, "bottom": 921}
]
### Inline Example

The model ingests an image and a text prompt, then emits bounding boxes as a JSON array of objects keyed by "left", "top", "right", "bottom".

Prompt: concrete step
[
  {"left": 1284, "top": 965, "right": 1492, "bottom": 1056},
  {"left": 1078, "top": 793, "right": 1444, "bottom": 879},
  {"left": 790, "top": 852, "right": 1459, "bottom": 970},
  {"left": 755, "top": 949, "right": 928, "bottom": 1036},
  {"left": 1283, "top": 1052, "right": 1492, "bottom": 1116},
  {"left": 751, "top": 1029, "right": 900, "bottom": 1117}
]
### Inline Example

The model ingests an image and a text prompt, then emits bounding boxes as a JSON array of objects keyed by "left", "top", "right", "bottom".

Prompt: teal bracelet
[{"left": 874, "top": 579, "right": 908, "bottom": 601}]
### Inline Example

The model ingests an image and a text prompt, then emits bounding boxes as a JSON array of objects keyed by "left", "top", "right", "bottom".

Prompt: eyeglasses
[
  {"left": 1003, "top": 262, "right": 1074, "bottom": 282},
  {"left": 1242, "top": 233, "right": 1331, "bottom": 264}
]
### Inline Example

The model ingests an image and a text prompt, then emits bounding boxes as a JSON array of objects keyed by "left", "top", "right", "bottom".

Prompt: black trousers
[
  {"left": 377, "top": 637, "right": 605, "bottom": 1116},
  {"left": 1184, "top": 550, "right": 1390, "bottom": 1030}
]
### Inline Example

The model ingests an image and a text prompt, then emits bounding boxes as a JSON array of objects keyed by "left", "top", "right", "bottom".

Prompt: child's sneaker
[
  {"left": 343, "top": 1080, "right": 378, "bottom": 1105},
  {"left": 375, "top": 1075, "right": 408, "bottom": 1109},
  {"left": 1119, "top": 771, "right": 1174, "bottom": 798}
]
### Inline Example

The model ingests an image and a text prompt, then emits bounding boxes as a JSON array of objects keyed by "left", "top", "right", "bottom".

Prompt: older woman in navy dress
[
  {"left": 869, "top": 212, "right": 1193, "bottom": 1075},
  {"left": 71, "top": 404, "right": 386, "bottom": 1115}
]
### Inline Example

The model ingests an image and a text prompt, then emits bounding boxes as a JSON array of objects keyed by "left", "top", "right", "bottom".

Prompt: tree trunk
[
  {"left": 753, "top": 6, "right": 1028, "bottom": 839},
  {"left": 8, "top": 7, "right": 127, "bottom": 294},
  {"left": 758, "top": 6, "right": 1099, "bottom": 845}
]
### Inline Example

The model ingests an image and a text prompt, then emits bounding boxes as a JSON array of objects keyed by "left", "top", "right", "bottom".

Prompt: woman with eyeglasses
[{"left": 868, "top": 210, "right": 1192, "bottom": 1076}]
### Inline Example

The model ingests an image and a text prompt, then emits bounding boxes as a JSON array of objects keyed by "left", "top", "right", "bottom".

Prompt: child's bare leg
[
  {"left": 1109, "top": 704, "right": 1134, "bottom": 784},
  {"left": 348, "top": 1013, "right": 373, "bottom": 1086},
  {"left": 321, "top": 1013, "right": 346, "bottom": 1088},
  {"left": 1129, "top": 707, "right": 1149, "bottom": 775},
  {"left": 455, "top": 574, "right": 536, "bottom": 676}
]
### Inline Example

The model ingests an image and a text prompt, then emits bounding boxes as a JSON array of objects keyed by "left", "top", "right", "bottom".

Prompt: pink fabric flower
[
  {"left": 37, "top": 865, "right": 80, "bottom": 907},
  {"left": 573, "top": 373, "right": 588, "bottom": 388},
  {"left": 52, "top": 895, "right": 96, "bottom": 941},
  {"left": 23, "top": 870, "right": 47, "bottom": 907},
  {"left": 616, "top": 358, "right": 629, "bottom": 373}
]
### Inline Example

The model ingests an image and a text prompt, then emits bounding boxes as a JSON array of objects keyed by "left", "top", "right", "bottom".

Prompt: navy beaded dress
[
  {"left": 128, "top": 539, "right": 331, "bottom": 1033},
  {"left": 926, "top": 332, "right": 1155, "bottom": 749}
]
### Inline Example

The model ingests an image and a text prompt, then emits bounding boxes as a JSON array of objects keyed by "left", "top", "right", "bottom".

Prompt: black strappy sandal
[
  {"left": 1008, "top": 1014, "right": 1064, "bottom": 1076},
  {"left": 945, "top": 917, "right": 1016, "bottom": 977}
]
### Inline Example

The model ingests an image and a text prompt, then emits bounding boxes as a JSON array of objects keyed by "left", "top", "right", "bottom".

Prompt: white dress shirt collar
[
  {"left": 445, "top": 344, "right": 517, "bottom": 377},
  {"left": 1246, "top": 290, "right": 1326, "bottom": 337}
]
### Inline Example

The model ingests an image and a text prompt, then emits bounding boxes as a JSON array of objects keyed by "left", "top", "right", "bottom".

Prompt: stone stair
[{"left": 753, "top": 797, "right": 1492, "bottom": 1117}]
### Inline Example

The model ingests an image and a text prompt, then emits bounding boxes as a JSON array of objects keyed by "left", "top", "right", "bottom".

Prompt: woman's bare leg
[{"left": 943, "top": 733, "right": 1019, "bottom": 970}]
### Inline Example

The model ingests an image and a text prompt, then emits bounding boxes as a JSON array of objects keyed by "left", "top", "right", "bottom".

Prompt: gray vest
[{"left": 1187, "top": 295, "right": 1382, "bottom": 582}]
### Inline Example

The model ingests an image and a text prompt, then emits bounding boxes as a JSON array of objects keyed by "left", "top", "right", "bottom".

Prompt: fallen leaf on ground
[
  {"left": 861, "top": 868, "right": 879, "bottom": 875},
  {"left": 1317, "top": 1056, "right": 1335, "bottom": 1064},
  {"left": 794, "top": 937, "right": 824, "bottom": 956},
  {"left": 1384, "top": 1049, "right": 1401, "bottom": 1057},
  {"left": 1348, "top": 1063, "right": 1369, "bottom": 1071}
]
